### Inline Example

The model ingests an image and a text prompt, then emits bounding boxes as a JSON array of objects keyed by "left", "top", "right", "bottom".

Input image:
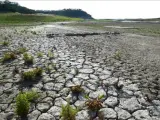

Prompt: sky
[{"left": 8, "top": 1, "right": 160, "bottom": 19}]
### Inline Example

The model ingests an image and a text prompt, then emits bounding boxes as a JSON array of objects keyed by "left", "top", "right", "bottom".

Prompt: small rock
[
  {"left": 115, "top": 107, "right": 131, "bottom": 120},
  {"left": 99, "top": 108, "right": 117, "bottom": 119},
  {"left": 37, "top": 103, "right": 50, "bottom": 112},
  {"left": 79, "top": 68, "right": 94, "bottom": 74},
  {"left": 103, "top": 77, "right": 118, "bottom": 85},
  {"left": 48, "top": 106, "right": 61, "bottom": 119},
  {"left": 28, "top": 110, "right": 41, "bottom": 120},
  {"left": 119, "top": 97, "right": 141, "bottom": 112},
  {"left": 77, "top": 74, "right": 89, "bottom": 80},
  {"left": 75, "top": 110, "right": 90, "bottom": 120},
  {"left": 38, "top": 113, "right": 55, "bottom": 120},
  {"left": 132, "top": 110, "right": 151, "bottom": 120},
  {"left": 104, "top": 96, "right": 118, "bottom": 107},
  {"left": 54, "top": 98, "right": 67, "bottom": 107}
]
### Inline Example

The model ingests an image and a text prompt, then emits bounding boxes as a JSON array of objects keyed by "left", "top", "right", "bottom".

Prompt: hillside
[
  {"left": 37, "top": 9, "right": 93, "bottom": 19},
  {"left": 0, "top": 13, "right": 82, "bottom": 24},
  {"left": 0, "top": 0, "right": 93, "bottom": 19}
]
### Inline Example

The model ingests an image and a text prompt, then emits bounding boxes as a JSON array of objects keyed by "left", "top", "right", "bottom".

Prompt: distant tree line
[
  {"left": 0, "top": 0, "right": 93, "bottom": 19},
  {"left": 36, "top": 9, "right": 93, "bottom": 19},
  {"left": 0, "top": 0, "right": 35, "bottom": 13}
]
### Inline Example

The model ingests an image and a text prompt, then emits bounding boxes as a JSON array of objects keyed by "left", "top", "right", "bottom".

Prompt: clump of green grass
[
  {"left": 1, "top": 41, "right": 9, "bottom": 46},
  {"left": 17, "top": 47, "right": 27, "bottom": 54},
  {"left": 113, "top": 51, "right": 122, "bottom": 60},
  {"left": 23, "top": 53, "right": 34, "bottom": 65},
  {"left": 1, "top": 52, "right": 16, "bottom": 63},
  {"left": 15, "top": 90, "right": 39, "bottom": 117},
  {"left": 60, "top": 102, "right": 78, "bottom": 120},
  {"left": 45, "top": 65, "right": 52, "bottom": 73},
  {"left": 70, "top": 85, "right": 84, "bottom": 95},
  {"left": 15, "top": 92, "right": 30, "bottom": 117},
  {"left": 37, "top": 52, "right": 43, "bottom": 58},
  {"left": 34, "top": 67, "right": 43, "bottom": 76},
  {"left": 22, "top": 67, "right": 43, "bottom": 81},
  {"left": 25, "top": 90, "right": 40, "bottom": 102},
  {"left": 48, "top": 50, "right": 54, "bottom": 59}
]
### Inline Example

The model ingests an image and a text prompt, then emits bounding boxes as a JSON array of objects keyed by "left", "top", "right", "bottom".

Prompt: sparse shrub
[
  {"left": 37, "top": 52, "right": 43, "bottom": 58},
  {"left": 15, "top": 90, "right": 39, "bottom": 117},
  {"left": 15, "top": 92, "right": 30, "bottom": 117},
  {"left": 48, "top": 51, "right": 54, "bottom": 59},
  {"left": 22, "top": 70, "right": 35, "bottom": 81},
  {"left": 23, "top": 53, "right": 34, "bottom": 65},
  {"left": 70, "top": 85, "right": 84, "bottom": 95},
  {"left": 25, "top": 90, "right": 40, "bottom": 102},
  {"left": 34, "top": 67, "right": 43, "bottom": 76},
  {"left": 45, "top": 65, "right": 52, "bottom": 73},
  {"left": 2, "top": 41, "right": 9, "bottom": 46},
  {"left": 52, "top": 63, "right": 57, "bottom": 71},
  {"left": 22, "top": 67, "right": 43, "bottom": 81},
  {"left": 60, "top": 102, "right": 78, "bottom": 120},
  {"left": 17, "top": 47, "right": 27, "bottom": 54},
  {"left": 1, "top": 52, "right": 16, "bottom": 63},
  {"left": 113, "top": 51, "right": 122, "bottom": 60},
  {"left": 85, "top": 95, "right": 104, "bottom": 111}
]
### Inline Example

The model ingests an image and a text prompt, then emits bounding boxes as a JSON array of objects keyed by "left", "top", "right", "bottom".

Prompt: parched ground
[{"left": 0, "top": 22, "right": 160, "bottom": 120}]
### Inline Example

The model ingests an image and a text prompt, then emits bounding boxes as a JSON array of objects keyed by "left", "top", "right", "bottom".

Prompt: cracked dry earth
[{"left": 0, "top": 23, "right": 160, "bottom": 120}]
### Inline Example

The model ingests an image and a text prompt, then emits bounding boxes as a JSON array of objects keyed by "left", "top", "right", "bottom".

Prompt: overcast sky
[{"left": 9, "top": 1, "right": 160, "bottom": 19}]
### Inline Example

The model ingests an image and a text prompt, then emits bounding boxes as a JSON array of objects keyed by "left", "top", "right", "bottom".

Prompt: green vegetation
[
  {"left": 25, "top": 90, "right": 40, "bottom": 102},
  {"left": 45, "top": 65, "right": 52, "bottom": 73},
  {"left": 23, "top": 53, "right": 33, "bottom": 65},
  {"left": 0, "top": 1, "right": 91, "bottom": 19},
  {"left": 37, "top": 52, "right": 43, "bottom": 58},
  {"left": 0, "top": 13, "right": 82, "bottom": 25},
  {"left": 15, "top": 92, "right": 30, "bottom": 117},
  {"left": 22, "top": 67, "right": 43, "bottom": 81},
  {"left": 70, "top": 85, "right": 84, "bottom": 95},
  {"left": 113, "top": 51, "right": 122, "bottom": 60},
  {"left": 17, "top": 47, "right": 27, "bottom": 54},
  {"left": 48, "top": 50, "right": 54, "bottom": 59},
  {"left": 1, "top": 52, "right": 16, "bottom": 63},
  {"left": 15, "top": 90, "right": 39, "bottom": 117},
  {"left": 1, "top": 41, "right": 9, "bottom": 46},
  {"left": 34, "top": 67, "right": 43, "bottom": 76},
  {"left": 85, "top": 95, "right": 104, "bottom": 111},
  {"left": 61, "top": 102, "right": 78, "bottom": 120}
]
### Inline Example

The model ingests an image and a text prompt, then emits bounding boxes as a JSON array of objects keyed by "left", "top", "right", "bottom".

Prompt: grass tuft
[
  {"left": 70, "top": 85, "right": 84, "bottom": 95},
  {"left": 22, "top": 67, "right": 43, "bottom": 81},
  {"left": 37, "top": 52, "right": 43, "bottom": 58},
  {"left": 1, "top": 52, "right": 16, "bottom": 63},
  {"left": 23, "top": 53, "right": 34, "bottom": 65},
  {"left": 17, "top": 47, "right": 27, "bottom": 54},
  {"left": 113, "top": 51, "right": 122, "bottom": 60},
  {"left": 15, "top": 92, "right": 30, "bottom": 117},
  {"left": 1, "top": 41, "right": 9, "bottom": 46},
  {"left": 25, "top": 90, "right": 40, "bottom": 102},
  {"left": 61, "top": 102, "right": 78, "bottom": 120},
  {"left": 15, "top": 90, "right": 39, "bottom": 117}
]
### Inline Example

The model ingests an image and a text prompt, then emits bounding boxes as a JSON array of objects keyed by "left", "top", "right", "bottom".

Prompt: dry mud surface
[{"left": 0, "top": 23, "right": 160, "bottom": 120}]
